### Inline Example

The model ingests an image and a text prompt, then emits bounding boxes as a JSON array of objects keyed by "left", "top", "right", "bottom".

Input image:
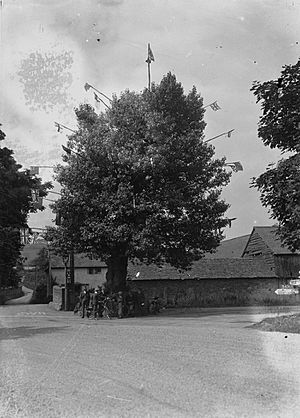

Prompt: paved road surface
[{"left": 1, "top": 303, "right": 300, "bottom": 418}]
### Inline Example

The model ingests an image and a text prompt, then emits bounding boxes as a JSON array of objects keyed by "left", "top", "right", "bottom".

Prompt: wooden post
[
  {"left": 69, "top": 249, "right": 75, "bottom": 309},
  {"left": 47, "top": 248, "right": 52, "bottom": 300},
  {"left": 147, "top": 61, "right": 151, "bottom": 90}
]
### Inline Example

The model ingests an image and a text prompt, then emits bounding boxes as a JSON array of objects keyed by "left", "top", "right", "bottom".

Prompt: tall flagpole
[
  {"left": 146, "top": 43, "right": 154, "bottom": 91},
  {"left": 148, "top": 59, "right": 151, "bottom": 90}
]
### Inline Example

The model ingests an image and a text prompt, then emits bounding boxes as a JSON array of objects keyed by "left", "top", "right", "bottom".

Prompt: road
[{"left": 1, "top": 303, "right": 300, "bottom": 418}]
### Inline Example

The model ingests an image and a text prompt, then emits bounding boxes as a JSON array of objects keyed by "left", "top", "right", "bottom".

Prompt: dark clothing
[
  {"left": 117, "top": 294, "right": 124, "bottom": 318},
  {"left": 80, "top": 290, "right": 90, "bottom": 318}
]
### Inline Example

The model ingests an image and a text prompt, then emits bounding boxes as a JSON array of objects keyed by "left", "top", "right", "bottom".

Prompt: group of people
[{"left": 74, "top": 286, "right": 156, "bottom": 319}]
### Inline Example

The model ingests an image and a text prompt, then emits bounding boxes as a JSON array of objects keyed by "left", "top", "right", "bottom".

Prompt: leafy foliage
[
  {"left": 48, "top": 73, "right": 231, "bottom": 290},
  {"left": 0, "top": 126, "right": 51, "bottom": 286},
  {"left": 251, "top": 60, "right": 300, "bottom": 251}
]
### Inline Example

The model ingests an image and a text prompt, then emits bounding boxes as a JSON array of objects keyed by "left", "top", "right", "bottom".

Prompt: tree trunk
[{"left": 106, "top": 254, "right": 128, "bottom": 292}]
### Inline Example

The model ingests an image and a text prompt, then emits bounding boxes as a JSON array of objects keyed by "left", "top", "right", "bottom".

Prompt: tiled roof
[
  {"left": 205, "top": 234, "right": 250, "bottom": 259},
  {"left": 252, "top": 226, "right": 298, "bottom": 255},
  {"left": 128, "top": 257, "right": 275, "bottom": 281},
  {"left": 50, "top": 254, "right": 106, "bottom": 269},
  {"left": 21, "top": 244, "right": 106, "bottom": 268}
]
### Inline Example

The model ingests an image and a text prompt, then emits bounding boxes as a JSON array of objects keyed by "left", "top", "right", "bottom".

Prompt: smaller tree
[
  {"left": 0, "top": 125, "right": 51, "bottom": 286},
  {"left": 251, "top": 60, "right": 300, "bottom": 251}
]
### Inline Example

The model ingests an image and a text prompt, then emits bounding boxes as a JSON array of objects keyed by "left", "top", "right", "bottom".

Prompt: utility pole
[
  {"left": 69, "top": 249, "right": 75, "bottom": 309},
  {"left": 64, "top": 249, "right": 75, "bottom": 311},
  {"left": 47, "top": 246, "right": 52, "bottom": 301}
]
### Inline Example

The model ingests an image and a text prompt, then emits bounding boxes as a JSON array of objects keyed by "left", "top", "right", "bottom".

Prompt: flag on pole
[
  {"left": 146, "top": 43, "right": 155, "bottom": 63},
  {"left": 209, "top": 101, "right": 221, "bottom": 111},
  {"left": 227, "top": 129, "right": 234, "bottom": 138},
  {"left": 84, "top": 82, "right": 92, "bottom": 91},
  {"left": 54, "top": 122, "right": 62, "bottom": 132},
  {"left": 62, "top": 145, "right": 72, "bottom": 155},
  {"left": 94, "top": 92, "right": 101, "bottom": 103},
  {"left": 227, "top": 217, "right": 237, "bottom": 228},
  {"left": 227, "top": 161, "right": 243, "bottom": 172},
  {"left": 30, "top": 166, "right": 39, "bottom": 175}
]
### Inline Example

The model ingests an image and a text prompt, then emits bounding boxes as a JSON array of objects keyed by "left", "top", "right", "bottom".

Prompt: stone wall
[{"left": 130, "top": 277, "right": 300, "bottom": 307}]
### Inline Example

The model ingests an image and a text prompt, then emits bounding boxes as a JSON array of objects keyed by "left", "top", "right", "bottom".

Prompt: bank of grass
[{"left": 251, "top": 313, "right": 300, "bottom": 334}]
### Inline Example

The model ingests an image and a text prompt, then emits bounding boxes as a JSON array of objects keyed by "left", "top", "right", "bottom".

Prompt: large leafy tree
[
  {"left": 251, "top": 60, "right": 300, "bottom": 251},
  {"left": 48, "top": 73, "right": 231, "bottom": 291},
  {"left": 0, "top": 125, "right": 51, "bottom": 287}
]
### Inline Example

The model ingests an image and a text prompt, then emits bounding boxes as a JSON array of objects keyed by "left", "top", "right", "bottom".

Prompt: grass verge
[{"left": 250, "top": 313, "right": 300, "bottom": 334}]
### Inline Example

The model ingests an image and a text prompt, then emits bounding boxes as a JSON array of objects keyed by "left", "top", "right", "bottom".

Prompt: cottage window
[{"left": 88, "top": 267, "right": 102, "bottom": 274}]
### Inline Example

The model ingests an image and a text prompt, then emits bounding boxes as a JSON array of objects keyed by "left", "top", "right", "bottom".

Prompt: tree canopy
[
  {"left": 251, "top": 60, "right": 300, "bottom": 251},
  {"left": 0, "top": 125, "right": 51, "bottom": 286},
  {"left": 48, "top": 73, "right": 231, "bottom": 290}
]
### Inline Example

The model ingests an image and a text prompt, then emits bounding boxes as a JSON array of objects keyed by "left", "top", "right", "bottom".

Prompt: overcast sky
[{"left": 1, "top": 0, "right": 300, "bottom": 239}]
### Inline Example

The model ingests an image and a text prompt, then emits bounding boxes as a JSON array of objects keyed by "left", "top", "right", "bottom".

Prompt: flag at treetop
[
  {"left": 146, "top": 43, "right": 155, "bottom": 63},
  {"left": 210, "top": 101, "right": 221, "bottom": 111},
  {"left": 62, "top": 145, "right": 72, "bottom": 155},
  {"left": 94, "top": 92, "right": 101, "bottom": 103},
  {"left": 227, "top": 161, "right": 243, "bottom": 172},
  {"left": 29, "top": 166, "right": 39, "bottom": 175},
  {"left": 84, "top": 82, "right": 92, "bottom": 91},
  {"left": 54, "top": 122, "right": 61, "bottom": 132}
]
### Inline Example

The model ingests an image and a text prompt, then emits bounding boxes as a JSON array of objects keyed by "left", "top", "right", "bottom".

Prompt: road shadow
[{"left": 0, "top": 325, "right": 69, "bottom": 341}]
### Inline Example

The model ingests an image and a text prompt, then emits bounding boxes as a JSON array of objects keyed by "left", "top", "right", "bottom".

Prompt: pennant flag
[
  {"left": 227, "top": 161, "right": 243, "bottom": 172},
  {"left": 146, "top": 43, "right": 155, "bottom": 63},
  {"left": 30, "top": 166, "right": 39, "bottom": 175},
  {"left": 227, "top": 217, "right": 237, "bottom": 228},
  {"left": 210, "top": 101, "right": 221, "bottom": 111},
  {"left": 62, "top": 145, "right": 72, "bottom": 155},
  {"left": 227, "top": 129, "right": 234, "bottom": 138},
  {"left": 94, "top": 92, "right": 101, "bottom": 103},
  {"left": 84, "top": 82, "right": 92, "bottom": 91},
  {"left": 54, "top": 122, "right": 62, "bottom": 132}
]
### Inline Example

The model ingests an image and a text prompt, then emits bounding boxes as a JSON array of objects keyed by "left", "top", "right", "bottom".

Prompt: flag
[
  {"left": 146, "top": 43, "right": 155, "bottom": 63},
  {"left": 227, "top": 161, "right": 243, "bottom": 172},
  {"left": 210, "top": 101, "right": 221, "bottom": 111},
  {"left": 30, "top": 166, "right": 39, "bottom": 175},
  {"left": 94, "top": 92, "right": 101, "bottom": 103},
  {"left": 84, "top": 82, "right": 92, "bottom": 91},
  {"left": 227, "top": 129, "right": 234, "bottom": 138},
  {"left": 227, "top": 217, "right": 237, "bottom": 228},
  {"left": 62, "top": 145, "right": 72, "bottom": 155},
  {"left": 54, "top": 122, "right": 61, "bottom": 132}
]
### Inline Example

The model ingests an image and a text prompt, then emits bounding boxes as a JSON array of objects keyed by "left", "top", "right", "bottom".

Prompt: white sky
[{"left": 1, "top": 0, "right": 300, "bottom": 239}]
